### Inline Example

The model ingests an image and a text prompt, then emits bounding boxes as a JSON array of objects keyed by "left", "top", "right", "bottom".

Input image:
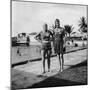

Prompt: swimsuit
[
  {"left": 36, "top": 30, "right": 52, "bottom": 50},
  {"left": 53, "top": 28, "right": 64, "bottom": 54}
]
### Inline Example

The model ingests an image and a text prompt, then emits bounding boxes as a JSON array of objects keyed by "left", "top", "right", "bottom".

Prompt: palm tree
[
  {"left": 78, "top": 16, "right": 87, "bottom": 46},
  {"left": 64, "top": 25, "right": 74, "bottom": 40},
  {"left": 78, "top": 16, "right": 87, "bottom": 33}
]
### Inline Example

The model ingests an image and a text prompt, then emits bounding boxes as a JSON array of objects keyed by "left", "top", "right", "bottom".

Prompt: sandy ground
[{"left": 11, "top": 49, "right": 87, "bottom": 90}]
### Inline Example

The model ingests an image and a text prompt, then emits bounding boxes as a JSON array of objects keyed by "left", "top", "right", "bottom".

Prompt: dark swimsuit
[
  {"left": 36, "top": 30, "right": 52, "bottom": 51},
  {"left": 53, "top": 28, "right": 64, "bottom": 54}
]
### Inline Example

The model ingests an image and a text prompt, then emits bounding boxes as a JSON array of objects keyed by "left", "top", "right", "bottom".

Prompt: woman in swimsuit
[
  {"left": 35, "top": 24, "right": 53, "bottom": 73},
  {"left": 53, "top": 19, "right": 66, "bottom": 72}
]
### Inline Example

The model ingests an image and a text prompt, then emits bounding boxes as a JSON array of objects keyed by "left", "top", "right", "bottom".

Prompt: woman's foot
[
  {"left": 42, "top": 71, "right": 46, "bottom": 74},
  {"left": 48, "top": 69, "right": 50, "bottom": 72},
  {"left": 59, "top": 68, "right": 63, "bottom": 72}
]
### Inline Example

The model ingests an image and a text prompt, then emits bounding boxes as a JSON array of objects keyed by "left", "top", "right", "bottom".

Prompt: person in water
[
  {"left": 17, "top": 47, "right": 21, "bottom": 56},
  {"left": 35, "top": 24, "right": 53, "bottom": 73},
  {"left": 53, "top": 19, "right": 66, "bottom": 72}
]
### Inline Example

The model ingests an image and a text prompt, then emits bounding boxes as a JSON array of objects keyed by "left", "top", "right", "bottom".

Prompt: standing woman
[
  {"left": 53, "top": 19, "right": 66, "bottom": 72},
  {"left": 35, "top": 24, "right": 53, "bottom": 74}
]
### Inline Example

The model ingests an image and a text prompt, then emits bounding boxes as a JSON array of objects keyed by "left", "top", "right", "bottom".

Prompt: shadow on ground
[
  {"left": 11, "top": 60, "right": 87, "bottom": 90},
  {"left": 30, "top": 77, "right": 85, "bottom": 89},
  {"left": 28, "top": 60, "right": 88, "bottom": 89},
  {"left": 70, "top": 60, "right": 87, "bottom": 68}
]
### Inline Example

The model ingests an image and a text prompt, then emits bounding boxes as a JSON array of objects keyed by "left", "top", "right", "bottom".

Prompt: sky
[{"left": 12, "top": 1, "right": 87, "bottom": 36}]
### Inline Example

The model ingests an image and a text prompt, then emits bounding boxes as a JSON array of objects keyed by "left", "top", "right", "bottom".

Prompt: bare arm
[
  {"left": 34, "top": 31, "right": 42, "bottom": 43},
  {"left": 48, "top": 30, "right": 54, "bottom": 41},
  {"left": 62, "top": 29, "right": 66, "bottom": 47}
]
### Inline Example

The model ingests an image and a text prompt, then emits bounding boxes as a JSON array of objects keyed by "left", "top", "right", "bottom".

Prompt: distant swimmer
[{"left": 17, "top": 47, "right": 21, "bottom": 56}]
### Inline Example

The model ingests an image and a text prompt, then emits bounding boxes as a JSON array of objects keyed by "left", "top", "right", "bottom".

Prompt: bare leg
[
  {"left": 41, "top": 50, "right": 46, "bottom": 73},
  {"left": 57, "top": 54, "right": 61, "bottom": 71},
  {"left": 47, "top": 50, "right": 51, "bottom": 72},
  {"left": 61, "top": 53, "right": 64, "bottom": 72}
]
